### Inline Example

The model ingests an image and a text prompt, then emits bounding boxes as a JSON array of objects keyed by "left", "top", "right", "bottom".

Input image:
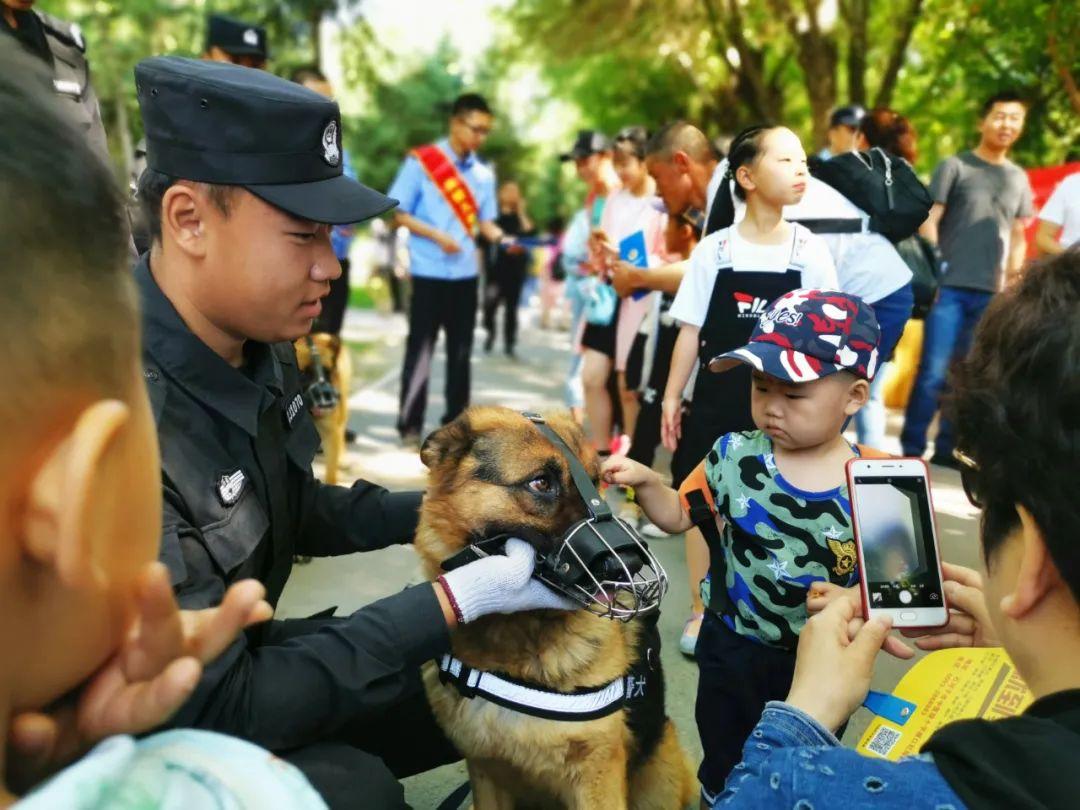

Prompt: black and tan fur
[
  {"left": 415, "top": 406, "right": 695, "bottom": 809},
  {"left": 294, "top": 333, "right": 351, "bottom": 485}
]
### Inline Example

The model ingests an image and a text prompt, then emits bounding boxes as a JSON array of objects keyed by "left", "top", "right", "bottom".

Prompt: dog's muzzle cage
[
  {"left": 536, "top": 514, "right": 668, "bottom": 621},
  {"left": 524, "top": 412, "right": 668, "bottom": 620},
  {"left": 302, "top": 336, "right": 340, "bottom": 413}
]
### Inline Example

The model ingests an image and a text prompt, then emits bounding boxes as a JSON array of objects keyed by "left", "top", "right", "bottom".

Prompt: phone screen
[{"left": 853, "top": 474, "right": 943, "bottom": 609}]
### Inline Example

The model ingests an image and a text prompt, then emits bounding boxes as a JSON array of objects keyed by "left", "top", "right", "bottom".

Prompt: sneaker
[
  {"left": 639, "top": 520, "right": 669, "bottom": 539},
  {"left": 679, "top": 613, "right": 704, "bottom": 657},
  {"left": 616, "top": 501, "right": 641, "bottom": 527}
]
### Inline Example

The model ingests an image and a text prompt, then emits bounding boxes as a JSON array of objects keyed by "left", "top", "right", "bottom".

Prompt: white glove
[{"left": 438, "top": 538, "right": 578, "bottom": 624}]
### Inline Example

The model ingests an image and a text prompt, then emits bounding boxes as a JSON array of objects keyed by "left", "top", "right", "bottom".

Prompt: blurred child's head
[
  {"left": 709, "top": 289, "right": 880, "bottom": 450},
  {"left": 498, "top": 181, "right": 522, "bottom": 210},
  {"left": 612, "top": 126, "right": 649, "bottom": 191},
  {"left": 0, "top": 43, "right": 161, "bottom": 714},
  {"left": 663, "top": 206, "right": 704, "bottom": 259},
  {"left": 728, "top": 125, "right": 809, "bottom": 209}
]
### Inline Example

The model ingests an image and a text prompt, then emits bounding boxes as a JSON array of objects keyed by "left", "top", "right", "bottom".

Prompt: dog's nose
[{"left": 598, "top": 550, "right": 644, "bottom": 581}]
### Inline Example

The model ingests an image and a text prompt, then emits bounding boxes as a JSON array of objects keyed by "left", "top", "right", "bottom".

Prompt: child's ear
[
  {"left": 735, "top": 164, "right": 756, "bottom": 196},
  {"left": 844, "top": 378, "right": 871, "bottom": 415},
  {"left": 20, "top": 400, "right": 131, "bottom": 587}
]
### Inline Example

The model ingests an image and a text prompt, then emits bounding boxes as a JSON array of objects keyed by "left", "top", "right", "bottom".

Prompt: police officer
[
  {"left": 133, "top": 56, "right": 572, "bottom": 808},
  {"left": 0, "top": 0, "right": 106, "bottom": 157},
  {"left": 203, "top": 13, "right": 268, "bottom": 69}
]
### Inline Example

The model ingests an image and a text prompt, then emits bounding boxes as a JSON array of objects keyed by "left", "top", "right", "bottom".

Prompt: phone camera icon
[
  {"left": 899, "top": 590, "right": 913, "bottom": 605},
  {"left": 872, "top": 592, "right": 883, "bottom": 604},
  {"left": 929, "top": 592, "right": 940, "bottom": 601}
]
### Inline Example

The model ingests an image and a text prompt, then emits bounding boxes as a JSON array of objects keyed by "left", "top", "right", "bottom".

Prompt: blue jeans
[
  {"left": 901, "top": 286, "right": 994, "bottom": 458},
  {"left": 856, "top": 283, "right": 914, "bottom": 448},
  {"left": 564, "top": 276, "right": 589, "bottom": 408}
]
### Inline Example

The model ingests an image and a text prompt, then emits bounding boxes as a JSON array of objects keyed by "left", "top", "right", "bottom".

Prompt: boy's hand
[
  {"left": 902, "top": 562, "right": 998, "bottom": 650},
  {"left": 806, "top": 582, "right": 915, "bottom": 660},
  {"left": 661, "top": 396, "right": 682, "bottom": 452},
  {"left": 5, "top": 564, "right": 272, "bottom": 792},
  {"left": 602, "top": 456, "right": 659, "bottom": 489},
  {"left": 785, "top": 597, "right": 895, "bottom": 733},
  {"left": 610, "top": 261, "right": 642, "bottom": 298}
]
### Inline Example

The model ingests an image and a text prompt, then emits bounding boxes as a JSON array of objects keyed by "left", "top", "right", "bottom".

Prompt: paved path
[{"left": 276, "top": 300, "right": 980, "bottom": 808}]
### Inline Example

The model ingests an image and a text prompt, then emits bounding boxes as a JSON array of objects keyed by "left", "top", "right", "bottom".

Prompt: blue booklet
[{"left": 619, "top": 230, "right": 649, "bottom": 300}]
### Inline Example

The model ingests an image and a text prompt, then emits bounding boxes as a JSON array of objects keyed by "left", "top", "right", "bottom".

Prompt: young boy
[
  {"left": 0, "top": 43, "right": 319, "bottom": 807},
  {"left": 604, "top": 288, "right": 881, "bottom": 806}
]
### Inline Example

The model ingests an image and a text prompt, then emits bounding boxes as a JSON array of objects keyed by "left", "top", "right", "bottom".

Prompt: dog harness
[{"left": 437, "top": 654, "right": 636, "bottom": 721}]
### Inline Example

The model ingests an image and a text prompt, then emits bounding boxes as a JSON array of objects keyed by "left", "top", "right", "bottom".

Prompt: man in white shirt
[{"left": 1035, "top": 172, "right": 1080, "bottom": 255}]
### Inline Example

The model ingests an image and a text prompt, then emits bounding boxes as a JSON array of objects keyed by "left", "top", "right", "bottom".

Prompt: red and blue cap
[{"left": 708, "top": 289, "right": 881, "bottom": 382}]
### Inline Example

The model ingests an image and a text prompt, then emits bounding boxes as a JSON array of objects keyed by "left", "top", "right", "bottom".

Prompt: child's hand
[
  {"left": 5, "top": 564, "right": 272, "bottom": 793},
  {"left": 601, "top": 456, "right": 659, "bottom": 489},
  {"left": 807, "top": 582, "right": 858, "bottom": 615}
]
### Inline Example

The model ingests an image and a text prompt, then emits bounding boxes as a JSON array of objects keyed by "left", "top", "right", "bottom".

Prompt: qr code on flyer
[{"left": 865, "top": 725, "right": 902, "bottom": 758}]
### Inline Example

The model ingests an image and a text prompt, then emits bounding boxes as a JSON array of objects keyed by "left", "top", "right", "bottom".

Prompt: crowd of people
[{"left": 2, "top": 0, "right": 1080, "bottom": 807}]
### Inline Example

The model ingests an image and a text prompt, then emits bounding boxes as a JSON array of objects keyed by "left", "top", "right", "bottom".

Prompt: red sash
[{"left": 411, "top": 144, "right": 480, "bottom": 236}]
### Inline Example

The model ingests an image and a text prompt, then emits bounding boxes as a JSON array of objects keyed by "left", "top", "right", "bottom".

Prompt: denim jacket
[{"left": 715, "top": 702, "right": 966, "bottom": 809}]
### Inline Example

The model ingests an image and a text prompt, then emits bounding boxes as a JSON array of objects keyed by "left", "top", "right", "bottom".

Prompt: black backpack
[{"left": 809, "top": 148, "right": 932, "bottom": 243}]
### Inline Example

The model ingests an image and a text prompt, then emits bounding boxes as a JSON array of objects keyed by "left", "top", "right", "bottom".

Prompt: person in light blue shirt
[{"left": 388, "top": 93, "right": 501, "bottom": 445}]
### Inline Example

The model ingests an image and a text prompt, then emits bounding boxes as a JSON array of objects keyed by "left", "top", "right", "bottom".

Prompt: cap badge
[
  {"left": 321, "top": 121, "right": 340, "bottom": 167},
  {"left": 243, "top": 28, "right": 259, "bottom": 47},
  {"left": 216, "top": 469, "right": 246, "bottom": 507}
]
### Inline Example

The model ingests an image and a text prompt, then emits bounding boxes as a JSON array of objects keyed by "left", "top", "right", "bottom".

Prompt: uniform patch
[
  {"left": 284, "top": 392, "right": 305, "bottom": 428},
  {"left": 216, "top": 469, "right": 246, "bottom": 506},
  {"left": 321, "top": 120, "right": 340, "bottom": 167}
]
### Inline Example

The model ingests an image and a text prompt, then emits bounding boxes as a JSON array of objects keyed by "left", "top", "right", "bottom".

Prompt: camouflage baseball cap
[{"left": 708, "top": 289, "right": 881, "bottom": 382}]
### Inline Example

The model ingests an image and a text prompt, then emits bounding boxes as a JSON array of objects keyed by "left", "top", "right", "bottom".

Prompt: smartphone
[{"left": 847, "top": 457, "right": 949, "bottom": 629}]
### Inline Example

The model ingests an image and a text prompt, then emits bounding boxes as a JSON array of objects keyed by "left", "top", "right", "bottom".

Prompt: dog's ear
[{"left": 420, "top": 415, "right": 474, "bottom": 469}]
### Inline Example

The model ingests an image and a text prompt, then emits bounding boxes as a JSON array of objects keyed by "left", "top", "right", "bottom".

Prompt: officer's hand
[
  {"left": 5, "top": 565, "right": 271, "bottom": 793},
  {"left": 435, "top": 231, "right": 462, "bottom": 254},
  {"left": 437, "top": 538, "right": 577, "bottom": 624}
]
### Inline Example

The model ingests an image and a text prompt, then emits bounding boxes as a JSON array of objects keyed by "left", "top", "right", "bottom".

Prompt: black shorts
[
  {"left": 581, "top": 319, "right": 617, "bottom": 358},
  {"left": 580, "top": 297, "right": 620, "bottom": 359}
]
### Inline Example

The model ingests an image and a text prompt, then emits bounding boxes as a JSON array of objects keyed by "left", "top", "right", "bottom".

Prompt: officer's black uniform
[
  {"left": 135, "top": 56, "right": 457, "bottom": 808},
  {"left": 0, "top": 7, "right": 107, "bottom": 157}
]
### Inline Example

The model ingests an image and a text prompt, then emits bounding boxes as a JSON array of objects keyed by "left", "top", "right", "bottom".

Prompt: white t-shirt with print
[
  {"left": 670, "top": 223, "right": 838, "bottom": 327},
  {"left": 1040, "top": 173, "right": 1080, "bottom": 248}
]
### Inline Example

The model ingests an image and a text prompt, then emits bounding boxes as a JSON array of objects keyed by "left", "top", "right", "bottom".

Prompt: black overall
[{"left": 671, "top": 226, "right": 810, "bottom": 487}]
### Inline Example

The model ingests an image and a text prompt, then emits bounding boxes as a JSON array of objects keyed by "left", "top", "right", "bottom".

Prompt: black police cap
[
  {"left": 206, "top": 14, "right": 268, "bottom": 60},
  {"left": 560, "top": 130, "right": 612, "bottom": 162},
  {"left": 830, "top": 105, "right": 866, "bottom": 129},
  {"left": 135, "top": 56, "right": 396, "bottom": 225}
]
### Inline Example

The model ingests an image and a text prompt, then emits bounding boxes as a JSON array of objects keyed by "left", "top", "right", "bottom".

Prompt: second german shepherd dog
[{"left": 415, "top": 406, "right": 694, "bottom": 809}]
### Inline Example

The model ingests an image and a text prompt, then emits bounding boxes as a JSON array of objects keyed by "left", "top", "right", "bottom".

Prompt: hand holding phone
[{"left": 847, "top": 457, "right": 949, "bottom": 629}]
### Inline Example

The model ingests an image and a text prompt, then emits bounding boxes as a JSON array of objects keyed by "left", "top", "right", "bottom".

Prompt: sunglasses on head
[{"left": 953, "top": 448, "right": 982, "bottom": 508}]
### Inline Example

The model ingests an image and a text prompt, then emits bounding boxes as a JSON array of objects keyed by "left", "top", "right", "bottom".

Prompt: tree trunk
[
  {"left": 843, "top": 0, "right": 869, "bottom": 106},
  {"left": 768, "top": 0, "right": 838, "bottom": 147},
  {"left": 874, "top": 0, "right": 924, "bottom": 109},
  {"left": 310, "top": 6, "right": 323, "bottom": 68}
]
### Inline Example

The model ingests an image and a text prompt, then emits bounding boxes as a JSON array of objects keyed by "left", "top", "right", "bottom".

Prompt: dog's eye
[{"left": 527, "top": 474, "right": 556, "bottom": 495}]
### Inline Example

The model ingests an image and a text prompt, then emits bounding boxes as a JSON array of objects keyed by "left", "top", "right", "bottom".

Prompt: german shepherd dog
[
  {"left": 415, "top": 406, "right": 695, "bottom": 809},
  {"left": 294, "top": 333, "right": 351, "bottom": 485}
]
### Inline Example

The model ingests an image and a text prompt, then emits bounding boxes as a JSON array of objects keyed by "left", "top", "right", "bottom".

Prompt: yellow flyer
[{"left": 857, "top": 648, "right": 1032, "bottom": 761}]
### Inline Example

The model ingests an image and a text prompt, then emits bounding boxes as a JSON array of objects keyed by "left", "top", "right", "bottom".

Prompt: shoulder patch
[{"left": 35, "top": 12, "right": 86, "bottom": 51}]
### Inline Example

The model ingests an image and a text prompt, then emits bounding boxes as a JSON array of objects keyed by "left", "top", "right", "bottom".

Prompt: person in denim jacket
[{"left": 717, "top": 250, "right": 1080, "bottom": 809}]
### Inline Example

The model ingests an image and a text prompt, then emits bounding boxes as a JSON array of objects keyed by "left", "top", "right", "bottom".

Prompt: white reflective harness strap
[{"left": 438, "top": 654, "right": 628, "bottom": 721}]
